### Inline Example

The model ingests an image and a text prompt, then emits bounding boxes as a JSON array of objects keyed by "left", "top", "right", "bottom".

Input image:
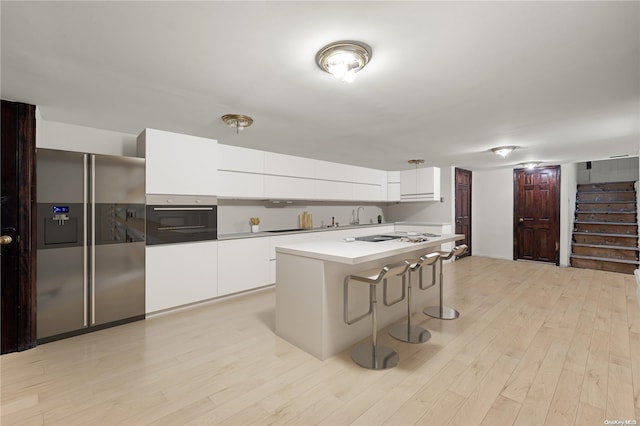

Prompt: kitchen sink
[{"left": 355, "top": 234, "right": 402, "bottom": 242}]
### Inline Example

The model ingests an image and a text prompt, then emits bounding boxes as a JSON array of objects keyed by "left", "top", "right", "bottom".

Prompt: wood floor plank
[
  {"left": 513, "top": 333, "right": 572, "bottom": 426},
  {"left": 580, "top": 329, "right": 610, "bottom": 410},
  {"left": 606, "top": 363, "right": 636, "bottom": 422},
  {"left": 445, "top": 354, "right": 520, "bottom": 426},
  {"left": 544, "top": 368, "right": 584, "bottom": 425},
  {"left": 630, "top": 332, "right": 640, "bottom": 411},
  {"left": 575, "top": 401, "right": 605, "bottom": 425},
  {"left": 2, "top": 257, "right": 639, "bottom": 426},
  {"left": 479, "top": 395, "right": 522, "bottom": 426}
]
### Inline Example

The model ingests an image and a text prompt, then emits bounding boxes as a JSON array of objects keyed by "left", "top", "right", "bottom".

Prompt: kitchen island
[{"left": 275, "top": 233, "right": 464, "bottom": 360}]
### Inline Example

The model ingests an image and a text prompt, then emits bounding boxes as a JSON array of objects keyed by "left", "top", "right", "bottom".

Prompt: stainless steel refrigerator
[{"left": 36, "top": 148, "right": 145, "bottom": 342}]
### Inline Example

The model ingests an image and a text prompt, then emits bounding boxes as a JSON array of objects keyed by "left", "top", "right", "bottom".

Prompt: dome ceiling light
[
  {"left": 491, "top": 146, "right": 519, "bottom": 158},
  {"left": 221, "top": 114, "right": 253, "bottom": 134},
  {"left": 315, "top": 40, "right": 372, "bottom": 83}
]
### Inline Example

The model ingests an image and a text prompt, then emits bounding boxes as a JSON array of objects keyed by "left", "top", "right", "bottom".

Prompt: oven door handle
[
  {"left": 156, "top": 225, "right": 208, "bottom": 231},
  {"left": 153, "top": 207, "right": 214, "bottom": 211}
]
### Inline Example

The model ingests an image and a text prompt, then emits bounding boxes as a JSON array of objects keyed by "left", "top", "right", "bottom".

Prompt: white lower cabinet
[
  {"left": 268, "top": 233, "right": 319, "bottom": 283},
  {"left": 145, "top": 241, "right": 218, "bottom": 313},
  {"left": 218, "top": 238, "right": 270, "bottom": 296},
  {"left": 216, "top": 226, "right": 397, "bottom": 298}
]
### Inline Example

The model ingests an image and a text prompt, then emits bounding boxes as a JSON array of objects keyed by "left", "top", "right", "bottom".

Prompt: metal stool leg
[
  {"left": 389, "top": 268, "right": 431, "bottom": 343},
  {"left": 423, "top": 258, "right": 460, "bottom": 320},
  {"left": 351, "top": 285, "right": 399, "bottom": 369}
]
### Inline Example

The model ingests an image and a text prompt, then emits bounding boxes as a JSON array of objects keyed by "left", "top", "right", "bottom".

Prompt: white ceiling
[{"left": 2, "top": 1, "right": 639, "bottom": 171}]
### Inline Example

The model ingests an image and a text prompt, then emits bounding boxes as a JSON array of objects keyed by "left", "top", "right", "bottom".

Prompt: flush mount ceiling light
[
  {"left": 315, "top": 40, "right": 372, "bottom": 83},
  {"left": 408, "top": 159, "right": 425, "bottom": 166},
  {"left": 491, "top": 146, "right": 519, "bottom": 158},
  {"left": 519, "top": 162, "right": 541, "bottom": 170},
  {"left": 221, "top": 114, "right": 253, "bottom": 134}
]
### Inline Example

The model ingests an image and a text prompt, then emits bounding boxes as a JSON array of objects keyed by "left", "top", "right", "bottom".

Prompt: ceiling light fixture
[
  {"left": 491, "top": 146, "right": 518, "bottom": 158},
  {"left": 519, "top": 162, "right": 541, "bottom": 170},
  {"left": 315, "top": 40, "right": 372, "bottom": 83},
  {"left": 221, "top": 114, "right": 253, "bottom": 134}
]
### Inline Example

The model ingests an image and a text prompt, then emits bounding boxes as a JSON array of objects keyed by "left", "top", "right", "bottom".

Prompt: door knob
[
  {"left": 0, "top": 235, "right": 12, "bottom": 245},
  {"left": 518, "top": 217, "right": 524, "bottom": 223}
]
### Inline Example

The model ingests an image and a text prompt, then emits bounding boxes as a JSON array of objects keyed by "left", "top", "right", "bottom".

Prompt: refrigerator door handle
[
  {"left": 82, "top": 154, "right": 89, "bottom": 327},
  {"left": 90, "top": 154, "right": 96, "bottom": 326}
]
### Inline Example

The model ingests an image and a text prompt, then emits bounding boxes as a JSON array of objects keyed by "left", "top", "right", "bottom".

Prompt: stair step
[
  {"left": 577, "top": 190, "right": 636, "bottom": 195},
  {"left": 572, "top": 232, "right": 638, "bottom": 238},
  {"left": 572, "top": 243, "right": 640, "bottom": 251},
  {"left": 572, "top": 232, "right": 638, "bottom": 248},
  {"left": 574, "top": 221, "right": 637, "bottom": 226},
  {"left": 576, "top": 211, "right": 636, "bottom": 214},
  {"left": 577, "top": 181, "right": 636, "bottom": 192},
  {"left": 571, "top": 255, "right": 639, "bottom": 274},
  {"left": 576, "top": 200, "right": 636, "bottom": 204},
  {"left": 576, "top": 203, "right": 637, "bottom": 213},
  {"left": 570, "top": 254, "right": 639, "bottom": 265},
  {"left": 577, "top": 193, "right": 636, "bottom": 203},
  {"left": 572, "top": 244, "right": 639, "bottom": 261},
  {"left": 575, "top": 212, "right": 637, "bottom": 223},
  {"left": 574, "top": 222, "right": 638, "bottom": 235}
]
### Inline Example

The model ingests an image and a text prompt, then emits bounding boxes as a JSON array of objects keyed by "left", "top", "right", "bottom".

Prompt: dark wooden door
[
  {"left": 514, "top": 165, "right": 560, "bottom": 265},
  {"left": 1, "top": 100, "right": 37, "bottom": 354},
  {"left": 454, "top": 168, "right": 472, "bottom": 257}
]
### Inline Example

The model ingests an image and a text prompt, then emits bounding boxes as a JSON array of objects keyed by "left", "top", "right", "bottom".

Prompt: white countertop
[
  {"left": 276, "top": 233, "right": 464, "bottom": 264},
  {"left": 218, "top": 221, "right": 451, "bottom": 240}
]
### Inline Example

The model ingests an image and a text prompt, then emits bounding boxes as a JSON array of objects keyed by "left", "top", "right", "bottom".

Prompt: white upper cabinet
[
  {"left": 137, "top": 128, "right": 217, "bottom": 196},
  {"left": 387, "top": 171, "right": 401, "bottom": 201},
  {"left": 353, "top": 166, "right": 385, "bottom": 185},
  {"left": 400, "top": 167, "right": 441, "bottom": 202},
  {"left": 264, "top": 175, "right": 313, "bottom": 199},
  {"left": 314, "top": 179, "right": 353, "bottom": 201},
  {"left": 217, "top": 144, "right": 264, "bottom": 198},
  {"left": 202, "top": 139, "right": 391, "bottom": 202},
  {"left": 218, "top": 144, "right": 264, "bottom": 173},
  {"left": 314, "top": 159, "right": 353, "bottom": 182},
  {"left": 264, "top": 151, "right": 317, "bottom": 179}
]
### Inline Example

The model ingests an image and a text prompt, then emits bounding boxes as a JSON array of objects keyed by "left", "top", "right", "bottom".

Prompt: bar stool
[
  {"left": 344, "top": 260, "right": 410, "bottom": 370},
  {"left": 423, "top": 245, "right": 468, "bottom": 320},
  {"left": 389, "top": 252, "right": 440, "bottom": 343}
]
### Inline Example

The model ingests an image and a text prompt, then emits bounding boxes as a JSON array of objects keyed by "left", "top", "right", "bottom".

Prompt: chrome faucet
[{"left": 356, "top": 206, "right": 365, "bottom": 225}]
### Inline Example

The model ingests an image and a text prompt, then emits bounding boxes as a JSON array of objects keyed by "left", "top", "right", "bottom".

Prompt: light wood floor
[{"left": 2, "top": 257, "right": 639, "bottom": 425}]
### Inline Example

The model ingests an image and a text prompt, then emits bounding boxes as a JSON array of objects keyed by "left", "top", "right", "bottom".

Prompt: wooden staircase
[{"left": 570, "top": 181, "right": 639, "bottom": 274}]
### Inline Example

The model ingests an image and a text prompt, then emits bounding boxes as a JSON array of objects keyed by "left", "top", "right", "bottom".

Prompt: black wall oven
[{"left": 146, "top": 195, "right": 217, "bottom": 245}]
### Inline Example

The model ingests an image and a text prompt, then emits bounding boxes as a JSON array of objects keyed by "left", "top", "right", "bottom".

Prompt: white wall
[
  {"left": 385, "top": 166, "right": 454, "bottom": 224},
  {"left": 560, "top": 163, "right": 578, "bottom": 267},
  {"left": 36, "top": 116, "right": 138, "bottom": 157},
  {"left": 472, "top": 168, "right": 513, "bottom": 259},
  {"left": 577, "top": 157, "right": 639, "bottom": 184},
  {"left": 218, "top": 200, "right": 387, "bottom": 234}
]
